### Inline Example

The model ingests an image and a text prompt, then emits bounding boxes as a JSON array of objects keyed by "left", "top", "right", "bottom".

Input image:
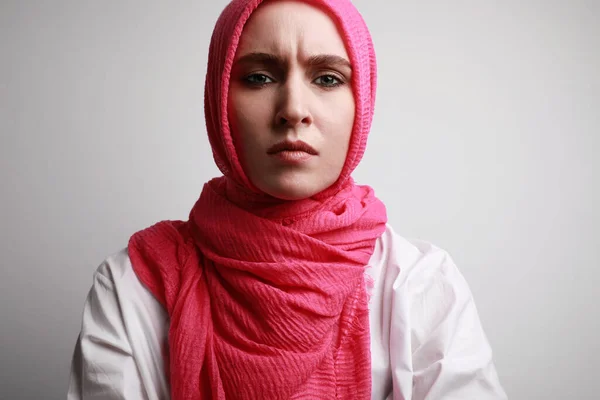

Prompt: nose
[{"left": 274, "top": 76, "right": 313, "bottom": 128}]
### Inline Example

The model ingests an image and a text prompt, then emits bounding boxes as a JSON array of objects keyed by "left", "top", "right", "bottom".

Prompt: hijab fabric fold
[{"left": 129, "top": 0, "right": 387, "bottom": 398}]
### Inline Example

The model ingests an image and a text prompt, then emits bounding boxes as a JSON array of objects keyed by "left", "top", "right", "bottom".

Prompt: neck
[{"left": 206, "top": 176, "right": 351, "bottom": 221}]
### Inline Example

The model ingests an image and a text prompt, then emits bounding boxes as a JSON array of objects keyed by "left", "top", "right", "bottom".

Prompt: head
[
  {"left": 205, "top": 0, "right": 376, "bottom": 201},
  {"left": 228, "top": 0, "right": 354, "bottom": 200}
]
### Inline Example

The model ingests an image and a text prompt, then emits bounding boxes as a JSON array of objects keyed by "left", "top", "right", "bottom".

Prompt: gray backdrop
[{"left": 1, "top": 0, "right": 598, "bottom": 399}]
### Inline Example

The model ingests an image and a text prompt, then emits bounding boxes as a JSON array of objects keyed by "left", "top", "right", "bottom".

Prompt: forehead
[{"left": 236, "top": 0, "right": 348, "bottom": 58}]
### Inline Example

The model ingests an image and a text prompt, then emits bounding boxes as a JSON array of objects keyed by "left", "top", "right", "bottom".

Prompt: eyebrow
[{"left": 234, "top": 52, "right": 352, "bottom": 70}]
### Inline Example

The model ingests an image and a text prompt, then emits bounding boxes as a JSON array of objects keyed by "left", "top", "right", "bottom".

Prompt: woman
[{"left": 68, "top": 0, "right": 507, "bottom": 398}]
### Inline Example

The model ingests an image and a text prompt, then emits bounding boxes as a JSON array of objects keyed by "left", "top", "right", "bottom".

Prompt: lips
[{"left": 267, "top": 140, "right": 318, "bottom": 155}]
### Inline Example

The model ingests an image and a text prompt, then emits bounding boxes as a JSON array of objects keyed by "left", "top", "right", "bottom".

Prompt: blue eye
[
  {"left": 314, "top": 74, "right": 343, "bottom": 87},
  {"left": 244, "top": 74, "right": 273, "bottom": 85}
]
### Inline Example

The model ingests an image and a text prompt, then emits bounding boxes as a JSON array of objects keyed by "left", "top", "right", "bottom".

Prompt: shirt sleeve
[
  {"left": 390, "top": 246, "right": 507, "bottom": 399},
  {"left": 67, "top": 263, "right": 148, "bottom": 400}
]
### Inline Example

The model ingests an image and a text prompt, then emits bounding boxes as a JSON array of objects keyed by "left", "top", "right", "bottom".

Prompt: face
[{"left": 228, "top": 0, "right": 355, "bottom": 200}]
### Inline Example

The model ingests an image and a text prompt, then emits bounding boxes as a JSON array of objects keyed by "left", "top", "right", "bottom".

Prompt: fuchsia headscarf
[{"left": 128, "top": 0, "right": 387, "bottom": 398}]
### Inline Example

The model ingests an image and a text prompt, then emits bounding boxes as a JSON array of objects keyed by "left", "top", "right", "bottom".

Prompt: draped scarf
[{"left": 129, "top": 0, "right": 387, "bottom": 398}]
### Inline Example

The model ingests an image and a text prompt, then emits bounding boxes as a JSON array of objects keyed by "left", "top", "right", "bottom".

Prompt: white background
[{"left": 1, "top": 1, "right": 598, "bottom": 399}]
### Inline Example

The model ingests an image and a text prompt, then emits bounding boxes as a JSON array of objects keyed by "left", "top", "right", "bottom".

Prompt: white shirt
[{"left": 68, "top": 224, "right": 507, "bottom": 399}]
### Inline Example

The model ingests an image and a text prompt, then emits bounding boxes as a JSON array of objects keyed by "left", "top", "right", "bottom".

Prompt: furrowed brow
[
  {"left": 234, "top": 53, "right": 352, "bottom": 71},
  {"left": 234, "top": 52, "right": 285, "bottom": 67},
  {"left": 306, "top": 54, "right": 352, "bottom": 70}
]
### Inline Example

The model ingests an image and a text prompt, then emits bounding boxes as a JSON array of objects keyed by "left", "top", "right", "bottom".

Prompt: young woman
[{"left": 68, "top": 0, "right": 507, "bottom": 398}]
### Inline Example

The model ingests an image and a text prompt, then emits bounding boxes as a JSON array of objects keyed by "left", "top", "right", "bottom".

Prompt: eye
[
  {"left": 314, "top": 74, "right": 344, "bottom": 87},
  {"left": 244, "top": 73, "right": 274, "bottom": 86}
]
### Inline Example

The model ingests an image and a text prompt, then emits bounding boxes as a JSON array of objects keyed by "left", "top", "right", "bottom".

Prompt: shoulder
[
  {"left": 91, "top": 247, "right": 167, "bottom": 322},
  {"left": 371, "top": 223, "right": 466, "bottom": 292},
  {"left": 372, "top": 224, "right": 493, "bottom": 359},
  {"left": 82, "top": 247, "right": 169, "bottom": 352},
  {"left": 93, "top": 247, "right": 134, "bottom": 285},
  {"left": 92, "top": 247, "right": 158, "bottom": 304},
  {"left": 372, "top": 226, "right": 507, "bottom": 398},
  {"left": 370, "top": 224, "right": 481, "bottom": 353},
  {"left": 77, "top": 248, "right": 136, "bottom": 349},
  {"left": 69, "top": 249, "right": 170, "bottom": 399},
  {"left": 90, "top": 248, "right": 169, "bottom": 381}
]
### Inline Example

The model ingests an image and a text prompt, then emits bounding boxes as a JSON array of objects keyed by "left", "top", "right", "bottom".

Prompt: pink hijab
[{"left": 128, "top": 0, "right": 387, "bottom": 398}]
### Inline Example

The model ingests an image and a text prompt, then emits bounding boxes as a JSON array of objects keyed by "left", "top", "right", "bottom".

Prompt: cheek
[
  {"left": 319, "top": 93, "right": 355, "bottom": 161},
  {"left": 228, "top": 90, "right": 272, "bottom": 156},
  {"left": 340, "top": 102, "right": 356, "bottom": 144}
]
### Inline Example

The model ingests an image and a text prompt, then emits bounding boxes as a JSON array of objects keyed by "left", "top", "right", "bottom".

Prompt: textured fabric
[
  {"left": 69, "top": 227, "right": 508, "bottom": 400},
  {"left": 128, "top": 0, "right": 387, "bottom": 399}
]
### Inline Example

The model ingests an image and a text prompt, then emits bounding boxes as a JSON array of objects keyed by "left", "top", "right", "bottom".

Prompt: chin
[{"left": 257, "top": 174, "right": 333, "bottom": 201}]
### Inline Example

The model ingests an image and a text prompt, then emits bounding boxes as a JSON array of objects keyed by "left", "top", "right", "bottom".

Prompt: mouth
[
  {"left": 266, "top": 140, "right": 318, "bottom": 164},
  {"left": 266, "top": 140, "right": 318, "bottom": 156}
]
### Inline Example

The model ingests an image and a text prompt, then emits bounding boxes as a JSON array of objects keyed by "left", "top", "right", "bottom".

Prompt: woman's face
[{"left": 228, "top": 0, "right": 355, "bottom": 200}]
